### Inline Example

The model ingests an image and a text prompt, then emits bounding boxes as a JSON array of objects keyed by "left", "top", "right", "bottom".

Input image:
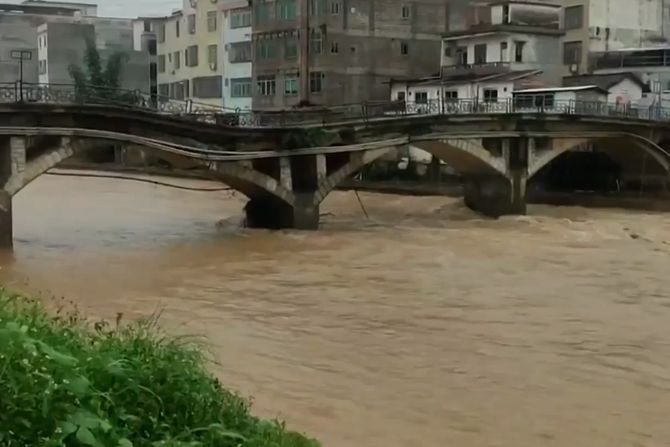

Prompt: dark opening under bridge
[{"left": 1, "top": 83, "right": 670, "bottom": 248}]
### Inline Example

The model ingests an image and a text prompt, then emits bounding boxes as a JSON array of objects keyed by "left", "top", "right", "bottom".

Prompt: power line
[{"left": 45, "top": 171, "right": 232, "bottom": 192}]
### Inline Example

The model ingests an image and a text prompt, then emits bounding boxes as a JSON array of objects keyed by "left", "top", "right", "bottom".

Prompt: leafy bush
[{"left": 0, "top": 291, "right": 319, "bottom": 447}]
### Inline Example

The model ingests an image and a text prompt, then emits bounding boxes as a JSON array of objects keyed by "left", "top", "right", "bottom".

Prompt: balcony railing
[
  {"left": 441, "top": 61, "right": 512, "bottom": 78},
  {"left": 592, "top": 51, "right": 670, "bottom": 70},
  {"left": 2, "top": 81, "right": 670, "bottom": 128}
]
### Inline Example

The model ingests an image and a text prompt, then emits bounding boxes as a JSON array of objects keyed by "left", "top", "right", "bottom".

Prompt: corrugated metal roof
[{"left": 514, "top": 85, "right": 607, "bottom": 93}]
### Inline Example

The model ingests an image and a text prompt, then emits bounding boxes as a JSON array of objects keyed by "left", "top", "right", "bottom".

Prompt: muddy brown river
[{"left": 2, "top": 171, "right": 670, "bottom": 447}]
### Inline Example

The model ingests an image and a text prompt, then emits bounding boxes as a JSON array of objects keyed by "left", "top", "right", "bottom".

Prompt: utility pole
[
  {"left": 10, "top": 49, "right": 32, "bottom": 103},
  {"left": 299, "top": 0, "right": 310, "bottom": 105}
]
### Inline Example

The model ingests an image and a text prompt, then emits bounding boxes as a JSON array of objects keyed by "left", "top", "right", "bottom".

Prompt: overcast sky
[
  {"left": 8, "top": 0, "right": 183, "bottom": 18},
  {"left": 98, "top": 0, "right": 182, "bottom": 18}
]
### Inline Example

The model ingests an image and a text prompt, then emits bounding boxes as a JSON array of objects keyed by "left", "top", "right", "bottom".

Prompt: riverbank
[{"left": 0, "top": 291, "right": 319, "bottom": 447}]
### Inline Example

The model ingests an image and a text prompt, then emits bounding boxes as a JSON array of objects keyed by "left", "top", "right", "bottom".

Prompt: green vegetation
[
  {"left": 0, "top": 291, "right": 319, "bottom": 447},
  {"left": 68, "top": 37, "right": 140, "bottom": 105}
]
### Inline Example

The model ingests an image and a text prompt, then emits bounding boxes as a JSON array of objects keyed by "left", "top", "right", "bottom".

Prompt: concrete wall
[
  {"left": 442, "top": 31, "right": 562, "bottom": 84},
  {"left": 0, "top": 13, "right": 43, "bottom": 84},
  {"left": 607, "top": 78, "right": 644, "bottom": 104},
  {"left": 42, "top": 22, "right": 94, "bottom": 85},
  {"left": 251, "top": 0, "right": 448, "bottom": 109},
  {"left": 561, "top": 0, "right": 670, "bottom": 75}
]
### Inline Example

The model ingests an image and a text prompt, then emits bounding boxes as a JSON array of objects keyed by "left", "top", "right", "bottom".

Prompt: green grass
[{"left": 0, "top": 291, "right": 320, "bottom": 447}]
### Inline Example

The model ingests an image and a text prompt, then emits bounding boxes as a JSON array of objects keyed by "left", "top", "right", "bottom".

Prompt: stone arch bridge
[{"left": 1, "top": 103, "right": 670, "bottom": 247}]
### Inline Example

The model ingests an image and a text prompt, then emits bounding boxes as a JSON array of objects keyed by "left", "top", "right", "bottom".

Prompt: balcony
[{"left": 441, "top": 61, "right": 511, "bottom": 78}]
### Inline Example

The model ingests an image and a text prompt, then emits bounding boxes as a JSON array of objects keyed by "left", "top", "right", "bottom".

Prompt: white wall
[
  {"left": 607, "top": 78, "right": 643, "bottom": 104},
  {"left": 588, "top": 0, "right": 666, "bottom": 52},
  {"left": 555, "top": 91, "right": 578, "bottom": 102},
  {"left": 442, "top": 32, "right": 545, "bottom": 67},
  {"left": 221, "top": 6, "right": 251, "bottom": 110},
  {"left": 391, "top": 80, "right": 515, "bottom": 103}
]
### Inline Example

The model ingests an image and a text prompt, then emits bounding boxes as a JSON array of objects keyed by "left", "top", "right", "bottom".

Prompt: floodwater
[{"left": 2, "top": 171, "right": 670, "bottom": 447}]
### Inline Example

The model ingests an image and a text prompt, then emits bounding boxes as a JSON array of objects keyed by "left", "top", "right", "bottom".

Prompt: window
[
  {"left": 158, "top": 54, "right": 166, "bottom": 72},
  {"left": 257, "top": 40, "right": 277, "bottom": 59},
  {"left": 208, "top": 44, "right": 218, "bottom": 69},
  {"left": 158, "top": 83, "right": 169, "bottom": 97},
  {"left": 534, "top": 93, "right": 554, "bottom": 108},
  {"left": 284, "top": 74, "right": 298, "bottom": 96},
  {"left": 310, "top": 0, "right": 325, "bottom": 16},
  {"left": 474, "top": 43, "right": 487, "bottom": 64},
  {"left": 38, "top": 59, "right": 46, "bottom": 75},
  {"left": 564, "top": 5, "right": 584, "bottom": 30},
  {"left": 187, "top": 14, "right": 196, "bottom": 34},
  {"left": 456, "top": 47, "right": 467, "bottom": 65},
  {"left": 257, "top": 75, "right": 276, "bottom": 96},
  {"left": 285, "top": 39, "right": 298, "bottom": 59},
  {"left": 278, "top": 0, "right": 297, "bottom": 20},
  {"left": 397, "top": 91, "right": 406, "bottom": 101},
  {"left": 514, "top": 41, "right": 525, "bottom": 62},
  {"left": 207, "top": 11, "right": 217, "bottom": 31},
  {"left": 310, "top": 71, "right": 323, "bottom": 93},
  {"left": 231, "top": 8, "right": 252, "bottom": 28},
  {"left": 563, "top": 41, "right": 582, "bottom": 65},
  {"left": 483, "top": 88, "right": 498, "bottom": 103},
  {"left": 331, "top": 40, "right": 339, "bottom": 54},
  {"left": 502, "top": 4, "right": 509, "bottom": 23},
  {"left": 176, "top": 19, "right": 180, "bottom": 37},
  {"left": 174, "top": 51, "right": 181, "bottom": 69},
  {"left": 148, "top": 39, "right": 157, "bottom": 55},
  {"left": 229, "top": 42, "right": 252, "bottom": 63},
  {"left": 500, "top": 41, "right": 508, "bottom": 61},
  {"left": 401, "top": 5, "right": 410, "bottom": 19},
  {"left": 186, "top": 45, "right": 199, "bottom": 67},
  {"left": 415, "top": 91, "right": 428, "bottom": 104},
  {"left": 171, "top": 80, "right": 188, "bottom": 100},
  {"left": 144, "top": 20, "right": 152, "bottom": 32},
  {"left": 193, "top": 75, "right": 222, "bottom": 98},
  {"left": 331, "top": 1, "right": 340, "bottom": 14},
  {"left": 231, "top": 78, "right": 252, "bottom": 97},
  {"left": 400, "top": 41, "right": 408, "bottom": 55},
  {"left": 158, "top": 23, "right": 166, "bottom": 42},
  {"left": 444, "top": 90, "right": 458, "bottom": 100},
  {"left": 255, "top": 0, "right": 272, "bottom": 23},
  {"left": 310, "top": 29, "right": 322, "bottom": 55}
]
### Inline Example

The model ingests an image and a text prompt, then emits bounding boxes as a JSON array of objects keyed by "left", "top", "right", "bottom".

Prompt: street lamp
[{"left": 10, "top": 49, "right": 33, "bottom": 102}]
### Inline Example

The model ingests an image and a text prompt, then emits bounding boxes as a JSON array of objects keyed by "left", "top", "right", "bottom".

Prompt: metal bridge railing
[{"left": 1, "top": 81, "right": 670, "bottom": 128}]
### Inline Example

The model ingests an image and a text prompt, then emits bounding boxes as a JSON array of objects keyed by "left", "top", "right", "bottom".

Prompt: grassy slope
[{"left": 0, "top": 292, "right": 319, "bottom": 447}]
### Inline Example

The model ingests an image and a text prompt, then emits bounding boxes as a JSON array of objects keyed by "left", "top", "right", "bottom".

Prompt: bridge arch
[{"left": 528, "top": 133, "right": 670, "bottom": 189}]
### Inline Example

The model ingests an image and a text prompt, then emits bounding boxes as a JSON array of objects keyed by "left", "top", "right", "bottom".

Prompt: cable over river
[{"left": 1, "top": 171, "right": 670, "bottom": 447}]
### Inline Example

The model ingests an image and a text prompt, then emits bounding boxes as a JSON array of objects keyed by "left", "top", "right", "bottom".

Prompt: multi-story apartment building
[
  {"left": 561, "top": 0, "right": 670, "bottom": 76},
  {"left": 440, "top": 0, "right": 563, "bottom": 82},
  {"left": 156, "top": 0, "right": 223, "bottom": 106},
  {"left": 220, "top": 0, "right": 252, "bottom": 110},
  {"left": 250, "top": 0, "right": 452, "bottom": 110},
  {"left": 1, "top": 1, "right": 149, "bottom": 90},
  {"left": 133, "top": 17, "right": 160, "bottom": 98},
  {"left": 36, "top": 17, "right": 150, "bottom": 91}
]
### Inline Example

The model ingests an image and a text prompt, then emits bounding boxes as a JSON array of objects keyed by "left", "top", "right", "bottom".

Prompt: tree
[{"left": 68, "top": 37, "right": 139, "bottom": 106}]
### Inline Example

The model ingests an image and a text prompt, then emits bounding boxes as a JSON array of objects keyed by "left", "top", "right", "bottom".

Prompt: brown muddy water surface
[{"left": 1, "top": 171, "right": 670, "bottom": 447}]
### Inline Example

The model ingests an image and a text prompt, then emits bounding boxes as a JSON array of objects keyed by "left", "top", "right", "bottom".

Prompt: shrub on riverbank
[{"left": 0, "top": 291, "right": 319, "bottom": 447}]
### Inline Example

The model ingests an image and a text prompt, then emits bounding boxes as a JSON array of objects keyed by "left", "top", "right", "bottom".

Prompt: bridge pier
[
  {"left": 244, "top": 194, "right": 318, "bottom": 230},
  {"left": 0, "top": 191, "right": 12, "bottom": 248},
  {"left": 463, "top": 138, "right": 529, "bottom": 218}
]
